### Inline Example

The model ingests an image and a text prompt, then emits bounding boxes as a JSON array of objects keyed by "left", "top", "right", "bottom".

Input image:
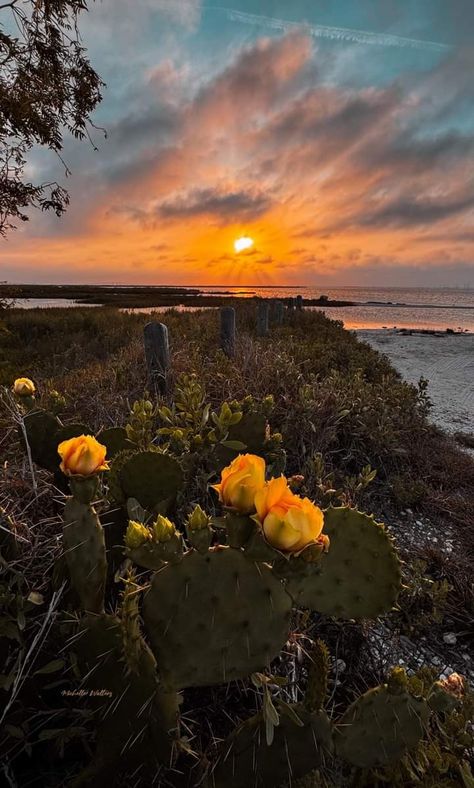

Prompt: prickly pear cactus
[
  {"left": 143, "top": 546, "right": 292, "bottom": 689},
  {"left": 285, "top": 507, "right": 401, "bottom": 619},
  {"left": 335, "top": 669, "right": 430, "bottom": 767},
  {"left": 21, "top": 409, "right": 90, "bottom": 472},
  {"left": 96, "top": 426, "right": 132, "bottom": 459},
  {"left": 62, "top": 498, "right": 106, "bottom": 614},
  {"left": 210, "top": 704, "right": 333, "bottom": 788},
  {"left": 114, "top": 449, "right": 184, "bottom": 510},
  {"left": 72, "top": 611, "right": 179, "bottom": 783}
]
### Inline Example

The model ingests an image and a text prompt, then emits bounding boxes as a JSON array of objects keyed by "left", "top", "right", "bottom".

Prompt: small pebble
[{"left": 443, "top": 633, "right": 457, "bottom": 645}]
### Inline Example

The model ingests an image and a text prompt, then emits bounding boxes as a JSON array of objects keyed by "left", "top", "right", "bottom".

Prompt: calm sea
[{"left": 14, "top": 286, "right": 474, "bottom": 332}]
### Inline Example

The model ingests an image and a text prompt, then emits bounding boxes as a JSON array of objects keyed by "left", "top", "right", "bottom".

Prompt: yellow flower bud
[
  {"left": 152, "top": 514, "right": 176, "bottom": 543},
  {"left": 187, "top": 504, "right": 210, "bottom": 531},
  {"left": 211, "top": 454, "right": 266, "bottom": 514},
  {"left": 254, "top": 476, "right": 325, "bottom": 553},
  {"left": 58, "top": 435, "right": 109, "bottom": 477},
  {"left": 13, "top": 377, "right": 36, "bottom": 397},
  {"left": 125, "top": 520, "right": 151, "bottom": 550}
]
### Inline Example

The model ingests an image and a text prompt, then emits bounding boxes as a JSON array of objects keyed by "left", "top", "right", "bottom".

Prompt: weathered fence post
[
  {"left": 296, "top": 294, "right": 303, "bottom": 311},
  {"left": 287, "top": 297, "right": 295, "bottom": 312},
  {"left": 274, "top": 300, "right": 284, "bottom": 325},
  {"left": 257, "top": 301, "right": 270, "bottom": 337},
  {"left": 220, "top": 307, "right": 236, "bottom": 357},
  {"left": 144, "top": 321, "right": 170, "bottom": 394}
]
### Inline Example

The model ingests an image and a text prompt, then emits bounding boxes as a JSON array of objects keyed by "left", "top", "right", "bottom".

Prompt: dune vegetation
[{"left": 1, "top": 303, "right": 473, "bottom": 787}]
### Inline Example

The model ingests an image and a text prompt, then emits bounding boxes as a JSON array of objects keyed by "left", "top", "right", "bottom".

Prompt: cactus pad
[
  {"left": 211, "top": 704, "right": 333, "bottom": 787},
  {"left": 143, "top": 547, "right": 292, "bottom": 689},
  {"left": 97, "top": 426, "right": 132, "bottom": 458},
  {"left": 286, "top": 508, "right": 401, "bottom": 619},
  {"left": 215, "top": 411, "right": 268, "bottom": 468},
  {"left": 228, "top": 411, "right": 268, "bottom": 453},
  {"left": 73, "top": 613, "right": 178, "bottom": 775},
  {"left": 335, "top": 683, "right": 430, "bottom": 767},
  {"left": 62, "top": 498, "right": 106, "bottom": 614},
  {"left": 118, "top": 450, "right": 183, "bottom": 510},
  {"left": 22, "top": 410, "right": 90, "bottom": 472},
  {"left": 22, "top": 409, "right": 61, "bottom": 470}
]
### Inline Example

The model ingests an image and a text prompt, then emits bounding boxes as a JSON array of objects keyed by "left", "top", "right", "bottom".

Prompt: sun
[{"left": 234, "top": 236, "right": 254, "bottom": 253}]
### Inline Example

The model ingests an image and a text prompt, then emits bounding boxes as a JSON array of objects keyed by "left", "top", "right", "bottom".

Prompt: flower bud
[
  {"left": 152, "top": 514, "right": 176, "bottom": 543},
  {"left": 13, "top": 377, "right": 36, "bottom": 397},
  {"left": 125, "top": 520, "right": 151, "bottom": 550},
  {"left": 187, "top": 504, "right": 210, "bottom": 531}
]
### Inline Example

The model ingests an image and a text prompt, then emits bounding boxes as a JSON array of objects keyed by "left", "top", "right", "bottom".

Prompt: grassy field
[{"left": 1, "top": 304, "right": 473, "bottom": 786}]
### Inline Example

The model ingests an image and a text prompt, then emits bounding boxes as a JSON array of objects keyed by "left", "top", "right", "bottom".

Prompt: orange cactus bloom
[{"left": 58, "top": 435, "right": 109, "bottom": 477}]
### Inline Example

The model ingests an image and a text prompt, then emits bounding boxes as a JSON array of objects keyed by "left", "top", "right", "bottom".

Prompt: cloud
[
  {"left": 362, "top": 194, "right": 474, "bottom": 228},
  {"left": 6, "top": 20, "right": 474, "bottom": 286},
  {"left": 154, "top": 0, "right": 202, "bottom": 31},
  {"left": 158, "top": 187, "right": 272, "bottom": 221}
]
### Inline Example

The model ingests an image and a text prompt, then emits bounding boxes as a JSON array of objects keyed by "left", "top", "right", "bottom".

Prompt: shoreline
[
  {"left": 358, "top": 329, "right": 474, "bottom": 447},
  {"left": 3, "top": 283, "right": 473, "bottom": 311}
]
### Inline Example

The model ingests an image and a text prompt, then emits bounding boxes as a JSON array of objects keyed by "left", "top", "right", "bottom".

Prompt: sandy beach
[{"left": 358, "top": 330, "right": 474, "bottom": 441}]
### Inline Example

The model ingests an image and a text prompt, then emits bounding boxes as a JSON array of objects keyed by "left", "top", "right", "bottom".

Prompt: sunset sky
[{"left": 2, "top": 0, "right": 474, "bottom": 286}]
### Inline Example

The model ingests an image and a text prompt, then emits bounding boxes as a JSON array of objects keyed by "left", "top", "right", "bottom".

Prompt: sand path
[{"left": 358, "top": 330, "right": 474, "bottom": 438}]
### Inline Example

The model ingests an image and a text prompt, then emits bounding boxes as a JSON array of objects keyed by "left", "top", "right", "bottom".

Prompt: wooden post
[
  {"left": 220, "top": 307, "right": 236, "bottom": 357},
  {"left": 144, "top": 321, "right": 170, "bottom": 393},
  {"left": 274, "top": 300, "right": 284, "bottom": 325},
  {"left": 296, "top": 294, "right": 303, "bottom": 311},
  {"left": 257, "top": 301, "right": 270, "bottom": 337},
  {"left": 287, "top": 297, "right": 295, "bottom": 312}
]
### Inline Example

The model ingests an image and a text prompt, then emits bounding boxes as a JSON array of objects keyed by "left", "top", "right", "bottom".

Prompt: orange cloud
[{"left": 3, "top": 35, "right": 474, "bottom": 285}]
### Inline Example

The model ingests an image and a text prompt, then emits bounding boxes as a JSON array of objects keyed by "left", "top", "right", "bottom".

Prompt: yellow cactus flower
[
  {"left": 58, "top": 435, "right": 109, "bottom": 477},
  {"left": 254, "top": 476, "right": 325, "bottom": 553},
  {"left": 211, "top": 454, "right": 266, "bottom": 514},
  {"left": 13, "top": 377, "right": 36, "bottom": 396},
  {"left": 125, "top": 520, "right": 151, "bottom": 550},
  {"left": 152, "top": 514, "right": 176, "bottom": 543}
]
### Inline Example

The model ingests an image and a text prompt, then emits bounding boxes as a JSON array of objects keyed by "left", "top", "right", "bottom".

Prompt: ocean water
[
  {"left": 14, "top": 286, "right": 474, "bottom": 332},
  {"left": 197, "top": 286, "right": 474, "bottom": 331}
]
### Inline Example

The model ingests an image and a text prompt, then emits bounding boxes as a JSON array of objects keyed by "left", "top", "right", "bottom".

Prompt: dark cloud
[
  {"left": 362, "top": 193, "right": 474, "bottom": 228},
  {"left": 159, "top": 187, "right": 272, "bottom": 221},
  {"left": 259, "top": 86, "right": 396, "bottom": 154},
  {"left": 360, "top": 131, "right": 474, "bottom": 173}
]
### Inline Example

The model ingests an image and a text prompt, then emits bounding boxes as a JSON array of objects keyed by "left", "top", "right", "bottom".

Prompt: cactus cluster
[{"left": 14, "top": 380, "right": 464, "bottom": 786}]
